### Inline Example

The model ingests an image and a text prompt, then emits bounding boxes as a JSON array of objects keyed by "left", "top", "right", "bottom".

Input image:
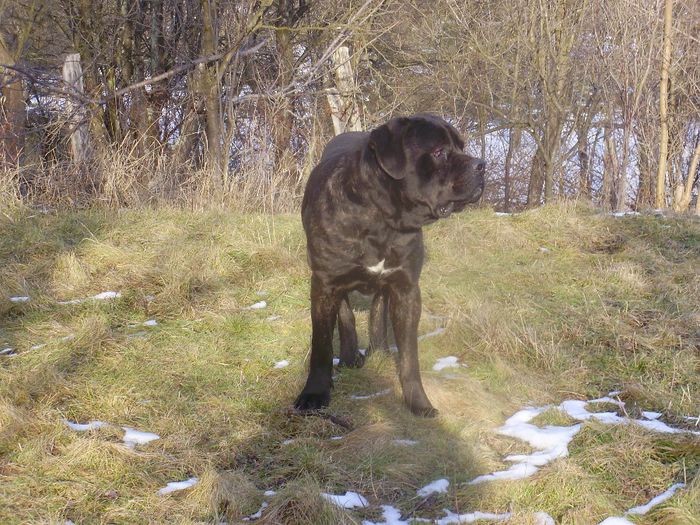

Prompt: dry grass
[{"left": 0, "top": 202, "right": 699, "bottom": 524}]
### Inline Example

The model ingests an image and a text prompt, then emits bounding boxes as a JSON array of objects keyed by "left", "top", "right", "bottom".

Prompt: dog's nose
[{"left": 470, "top": 158, "right": 486, "bottom": 173}]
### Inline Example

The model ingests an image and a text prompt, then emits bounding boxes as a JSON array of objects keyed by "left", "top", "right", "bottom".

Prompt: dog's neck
[{"left": 362, "top": 147, "right": 431, "bottom": 232}]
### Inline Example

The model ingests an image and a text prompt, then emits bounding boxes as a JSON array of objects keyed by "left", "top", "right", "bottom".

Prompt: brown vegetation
[{"left": 0, "top": 0, "right": 699, "bottom": 212}]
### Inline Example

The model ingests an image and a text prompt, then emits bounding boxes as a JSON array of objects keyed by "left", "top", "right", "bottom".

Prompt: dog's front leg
[
  {"left": 294, "top": 276, "right": 338, "bottom": 411},
  {"left": 389, "top": 282, "right": 437, "bottom": 417}
]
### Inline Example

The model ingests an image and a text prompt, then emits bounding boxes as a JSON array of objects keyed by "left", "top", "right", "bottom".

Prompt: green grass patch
[{"left": 1, "top": 203, "right": 698, "bottom": 524}]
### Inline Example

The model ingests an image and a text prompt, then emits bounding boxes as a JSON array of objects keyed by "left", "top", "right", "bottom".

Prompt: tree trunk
[
  {"left": 676, "top": 133, "right": 700, "bottom": 212},
  {"left": 0, "top": 64, "right": 25, "bottom": 166},
  {"left": 62, "top": 53, "right": 90, "bottom": 164},
  {"left": 635, "top": 139, "right": 654, "bottom": 209},
  {"left": 656, "top": 0, "right": 673, "bottom": 208},
  {"left": 326, "top": 45, "right": 362, "bottom": 135},
  {"left": 615, "top": 124, "right": 631, "bottom": 210},
  {"left": 198, "top": 0, "right": 224, "bottom": 186},
  {"left": 503, "top": 128, "right": 519, "bottom": 211},
  {"left": 602, "top": 125, "right": 618, "bottom": 210},
  {"left": 527, "top": 141, "right": 545, "bottom": 207}
]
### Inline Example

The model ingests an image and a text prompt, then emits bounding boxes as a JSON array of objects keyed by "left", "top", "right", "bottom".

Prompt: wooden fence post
[{"left": 62, "top": 53, "right": 90, "bottom": 164}]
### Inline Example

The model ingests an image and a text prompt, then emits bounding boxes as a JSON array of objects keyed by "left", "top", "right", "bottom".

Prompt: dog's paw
[
  {"left": 294, "top": 390, "right": 331, "bottom": 412},
  {"left": 338, "top": 351, "right": 366, "bottom": 369}
]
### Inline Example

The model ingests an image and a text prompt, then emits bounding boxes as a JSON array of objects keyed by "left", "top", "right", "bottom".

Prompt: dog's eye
[{"left": 431, "top": 147, "right": 445, "bottom": 160}]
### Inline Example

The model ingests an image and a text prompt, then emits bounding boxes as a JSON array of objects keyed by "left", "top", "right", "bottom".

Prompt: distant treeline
[{"left": 0, "top": 0, "right": 698, "bottom": 212}]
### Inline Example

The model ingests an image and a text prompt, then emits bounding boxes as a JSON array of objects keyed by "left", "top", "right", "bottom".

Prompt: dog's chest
[
  {"left": 365, "top": 258, "right": 400, "bottom": 277},
  {"left": 359, "top": 232, "right": 405, "bottom": 277}
]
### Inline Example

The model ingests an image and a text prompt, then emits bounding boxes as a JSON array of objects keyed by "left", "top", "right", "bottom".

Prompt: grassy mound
[{"left": 0, "top": 203, "right": 698, "bottom": 524}]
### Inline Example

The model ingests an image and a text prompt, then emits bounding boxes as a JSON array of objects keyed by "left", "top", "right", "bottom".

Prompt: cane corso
[{"left": 294, "top": 114, "right": 485, "bottom": 417}]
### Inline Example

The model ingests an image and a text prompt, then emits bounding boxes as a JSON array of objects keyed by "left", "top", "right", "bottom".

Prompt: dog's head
[{"left": 369, "top": 114, "right": 485, "bottom": 222}]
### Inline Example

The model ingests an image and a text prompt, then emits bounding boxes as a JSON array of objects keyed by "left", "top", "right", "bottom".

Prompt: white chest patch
[{"left": 366, "top": 259, "right": 400, "bottom": 276}]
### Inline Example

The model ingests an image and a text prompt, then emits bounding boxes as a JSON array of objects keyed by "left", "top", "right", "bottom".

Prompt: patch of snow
[
  {"left": 494, "top": 212, "right": 512, "bottom": 217},
  {"left": 333, "top": 357, "right": 340, "bottom": 366},
  {"left": 330, "top": 436, "right": 344, "bottom": 440},
  {"left": 93, "top": 291, "right": 121, "bottom": 300},
  {"left": 281, "top": 439, "right": 295, "bottom": 446},
  {"left": 436, "top": 509, "right": 511, "bottom": 524},
  {"left": 469, "top": 407, "right": 580, "bottom": 485},
  {"left": 598, "top": 518, "right": 633, "bottom": 525},
  {"left": 10, "top": 296, "right": 30, "bottom": 303},
  {"left": 321, "top": 491, "right": 368, "bottom": 509},
  {"left": 362, "top": 505, "right": 410, "bottom": 525},
  {"left": 561, "top": 399, "right": 699, "bottom": 435},
  {"left": 470, "top": 395, "right": 699, "bottom": 488},
  {"left": 539, "top": 247, "right": 551, "bottom": 253},
  {"left": 63, "top": 419, "right": 108, "bottom": 431},
  {"left": 242, "top": 501, "right": 269, "bottom": 521},
  {"left": 359, "top": 348, "right": 367, "bottom": 356},
  {"left": 433, "top": 356, "right": 460, "bottom": 371},
  {"left": 266, "top": 315, "right": 281, "bottom": 321},
  {"left": 534, "top": 512, "right": 556, "bottom": 525},
  {"left": 0, "top": 347, "right": 16, "bottom": 356},
  {"left": 263, "top": 490, "right": 276, "bottom": 496},
  {"left": 350, "top": 388, "right": 391, "bottom": 400},
  {"left": 611, "top": 211, "right": 640, "bottom": 217},
  {"left": 122, "top": 426, "right": 160, "bottom": 448},
  {"left": 418, "top": 327, "right": 446, "bottom": 341},
  {"left": 393, "top": 439, "right": 418, "bottom": 446},
  {"left": 143, "top": 319, "right": 158, "bottom": 326},
  {"left": 417, "top": 478, "right": 449, "bottom": 497},
  {"left": 589, "top": 396, "right": 625, "bottom": 408},
  {"left": 256, "top": 290, "right": 269, "bottom": 296},
  {"left": 246, "top": 300, "right": 267, "bottom": 310},
  {"left": 627, "top": 482, "right": 685, "bottom": 515},
  {"left": 273, "top": 360, "right": 289, "bottom": 369},
  {"left": 58, "top": 291, "right": 121, "bottom": 305},
  {"left": 30, "top": 343, "right": 47, "bottom": 350},
  {"left": 157, "top": 477, "right": 198, "bottom": 495}
]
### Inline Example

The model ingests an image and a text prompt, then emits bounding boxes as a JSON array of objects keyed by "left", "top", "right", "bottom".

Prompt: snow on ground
[
  {"left": 243, "top": 501, "right": 269, "bottom": 521},
  {"left": 436, "top": 510, "right": 511, "bottom": 524},
  {"left": 9, "top": 296, "right": 30, "bottom": 302},
  {"left": 418, "top": 327, "right": 446, "bottom": 341},
  {"left": 321, "top": 491, "right": 369, "bottom": 509},
  {"left": 57, "top": 291, "right": 121, "bottom": 305},
  {"left": 273, "top": 360, "right": 289, "bottom": 369},
  {"left": 266, "top": 315, "right": 281, "bottom": 321},
  {"left": 246, "top": 300, "right": 267, "bottom": 310},
  {"left": 157, "top": 477, "right": 198, "bottom": 496},
  {"left": 417, "top": 478, "right": 449, "bottom": 497},
  {"left": 122, "top": 427, "right": 160, "bottom": 448},
  {"left": 350, "top": 388, "right": 391, "bottom": 400},
  {"left": 597, "top": 483, "right": 686, "bottom": 524},
  {"left": 469, "top": 407, "right": 580, "bottom": 484},
  {"left": 470, "top": 393, "right": 699, "bottom": 486},
  {"left": 432, "top": 356, "right": 460, "bottom": 371},
  {"left": 393, "top": 439, "right": 418, "bottom": 446},
  {"left": 63, "top": 419, "right": 160, "bottom": 448},
  {"left": 63, "top": 419, "right": 108, "bottom": 431},
  {"left": 362, "top": 504, "right": 411, "bottom": 525}
]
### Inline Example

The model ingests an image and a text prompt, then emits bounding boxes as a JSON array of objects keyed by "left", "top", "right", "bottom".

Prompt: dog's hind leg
[
  {"left": 338, "top": 294, "right": 365, "bottom": 367},
  {"left": 369, "top": 289, "right": 389, "bottom": 353}
]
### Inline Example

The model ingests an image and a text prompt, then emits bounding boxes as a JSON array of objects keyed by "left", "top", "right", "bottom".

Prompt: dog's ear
[{"left": 369, "top": 117, "right": 410, "bottom": 180}]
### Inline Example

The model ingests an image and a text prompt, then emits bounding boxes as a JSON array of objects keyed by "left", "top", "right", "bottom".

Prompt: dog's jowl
[{"left": 295, "top": 114, "right": 485, "bottom": 417}]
